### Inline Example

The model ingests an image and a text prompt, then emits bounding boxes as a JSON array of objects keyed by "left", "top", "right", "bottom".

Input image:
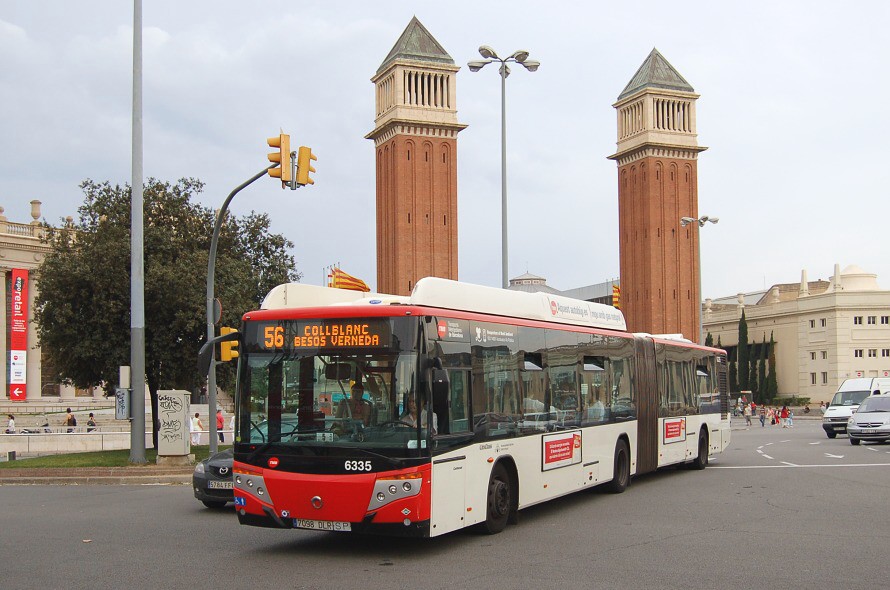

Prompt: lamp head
[
  {"left": 680, "top": 217, "right": 696, "bottom": 227},
  {"left": 478, "top": 45, "right": 499, "bottom": 59},
  {"left": 708, "top": 217, "right": 720, "bottom": 224},
  {"left": 521, "top": 59, "right": 540, "bottom": 72},
  {"left": 468, "top": 60, "right": 490, "bottom": 72},
  {"left": 510, "top": 50, "right": 530, "bottom": 63}
]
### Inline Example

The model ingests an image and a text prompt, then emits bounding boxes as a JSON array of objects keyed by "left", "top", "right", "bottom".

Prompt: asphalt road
[{"left": 2, "top": 418, "right": 888, "bottom": 590}]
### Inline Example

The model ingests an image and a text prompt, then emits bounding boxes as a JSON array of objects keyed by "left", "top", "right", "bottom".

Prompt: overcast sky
[{"left": 2, "top": 1, "right": 888, "bottom": 300}]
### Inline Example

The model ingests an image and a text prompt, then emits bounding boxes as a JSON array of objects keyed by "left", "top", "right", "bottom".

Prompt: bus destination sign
[{"left": 257, "top": 319, "right": 391, "bottom": 351}]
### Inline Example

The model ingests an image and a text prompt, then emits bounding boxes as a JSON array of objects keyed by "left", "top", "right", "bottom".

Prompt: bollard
[{"left": 7, "top": 451, "right": 15, "bottom": 461}]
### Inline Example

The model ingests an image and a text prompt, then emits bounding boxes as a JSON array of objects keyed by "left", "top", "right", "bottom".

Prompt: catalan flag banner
[
  {"left": 328, "top": 267, "right": 371, "bottom": 292},
  {"left": 612, "top": 284, "right": 620, "bottom": 309}
]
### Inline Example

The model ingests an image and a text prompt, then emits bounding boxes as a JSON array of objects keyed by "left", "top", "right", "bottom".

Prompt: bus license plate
[
  {"left": 294, "top": 519, "right": 351, "bottom": 532},
  {"left": 208, "top": 481, "right": 233, "bottom": 489}
]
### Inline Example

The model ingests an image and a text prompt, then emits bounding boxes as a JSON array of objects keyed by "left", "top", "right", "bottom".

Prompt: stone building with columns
[
  {"left": 702, "top": 264, "right": 890, "bottom": 403},
  {"left": 0, "top": 201, "right": 104, "bottom": 407}
]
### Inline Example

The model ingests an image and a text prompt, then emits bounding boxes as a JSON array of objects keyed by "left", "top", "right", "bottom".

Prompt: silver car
[{"left": 848, "top": 395, "right": 890, "bottom": 445}]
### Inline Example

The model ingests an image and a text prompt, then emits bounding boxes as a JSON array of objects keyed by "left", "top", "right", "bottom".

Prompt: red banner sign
[{"left": 9, "top": 269, "right": 28, "bottom": 401}]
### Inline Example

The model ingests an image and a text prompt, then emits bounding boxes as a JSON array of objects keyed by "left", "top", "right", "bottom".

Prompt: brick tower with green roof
[
  {"left": 608, "top": 49, "right": 707, "bottom": 340},
  {"left": 366, "top": 17, "right": 466, "bottom": 295}
]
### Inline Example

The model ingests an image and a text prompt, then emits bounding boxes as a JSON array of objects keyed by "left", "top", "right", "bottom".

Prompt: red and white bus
[{"left": 225, "top": 277, "right": 730, "bottom": 537}]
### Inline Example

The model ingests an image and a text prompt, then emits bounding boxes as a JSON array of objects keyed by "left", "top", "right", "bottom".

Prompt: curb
[
  {"left": 0, "top": 467, "right": 193, "bottom": 486},
  {"left": 1, "top": 475, "right": 192, "bottom": 486}
]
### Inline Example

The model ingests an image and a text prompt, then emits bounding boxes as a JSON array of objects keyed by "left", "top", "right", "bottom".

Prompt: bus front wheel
[
  {"left": 483, "top": 463, "right": 511, "bottom": 534},
  {"left": 605, "top": 439, "right": 630, "bottom": 494},
  {"left": 691, "top": 433, "right": 709, "bottom": 470}
]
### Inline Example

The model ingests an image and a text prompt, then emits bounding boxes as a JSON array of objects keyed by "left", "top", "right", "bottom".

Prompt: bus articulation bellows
[{"left": 220, "top": 277, "right": 730, "bottom": 537}]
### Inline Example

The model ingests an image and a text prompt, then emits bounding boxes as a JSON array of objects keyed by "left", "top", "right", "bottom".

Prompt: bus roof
[{"left": 261, "top": 277, "right": 627, "bottom": 332}]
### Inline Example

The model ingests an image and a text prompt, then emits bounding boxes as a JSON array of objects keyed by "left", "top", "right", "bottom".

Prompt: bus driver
[
  {"left": 335, "top": 382, "right": 372, "bottom": 430},
  {"left": 402, "top": 396, "right": 437, "bottom": 435}
]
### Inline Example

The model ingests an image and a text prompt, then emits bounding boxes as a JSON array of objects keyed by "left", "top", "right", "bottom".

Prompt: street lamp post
[
  {"left": 469, "top": 46, "right": 539, "bottom": 289},
  {"left": 681, "top": 215, "right": 719, "bottom": 344}
]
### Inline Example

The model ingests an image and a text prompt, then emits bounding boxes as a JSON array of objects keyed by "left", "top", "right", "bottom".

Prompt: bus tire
[
  {"left": 605, "top": 439, "right": 630, "bottom": 494},
  {"left": 482, "top": 463, "right": 511, "bottom": 534},
  {"left": 691, "top": 433, "right": 709, "bottom": 470}
]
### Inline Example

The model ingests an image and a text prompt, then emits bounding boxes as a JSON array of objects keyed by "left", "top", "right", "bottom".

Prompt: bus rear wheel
[
  {"left": 482, "top": 463, "right": 511, "bottom": 534},
  {"left": 605, "top": 439, "right": 630, "bottom": 494},
  {"left": 691, "top": 433, "right": 709, "bottom": 470}
]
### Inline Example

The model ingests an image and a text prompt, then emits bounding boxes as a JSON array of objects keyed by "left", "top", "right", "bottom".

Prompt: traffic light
[
  {"left": 219, "top": 326, "right": 239, "bottom": 362},
  {"left": 296, "top": 146, "right": 317, "bottom": 186},
  {"left": 267, "top": 134, "right": 292, "bottom": 187}
]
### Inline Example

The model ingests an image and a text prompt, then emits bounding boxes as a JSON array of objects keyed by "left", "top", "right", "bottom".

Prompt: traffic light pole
[{"left": 205, "top": 165, "right": 275, "bottom": 453}]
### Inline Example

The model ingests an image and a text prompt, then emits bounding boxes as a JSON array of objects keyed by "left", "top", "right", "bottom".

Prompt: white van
[{"left": 822, "top": 378, "right": 890, "bottom": 438}]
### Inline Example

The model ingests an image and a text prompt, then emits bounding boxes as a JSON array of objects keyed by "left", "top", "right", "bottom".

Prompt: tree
[
  {"left": 737, "top": 310, "right": 749, "bottom": 391},
  {"left": 757, "top": 335, "right": 767, "bottom": 403},
  {"left": 729, "top": 360, "right": 738, "bottom": 395},
  {"left": 766, "top": 331, "right": 779, "bottom": 400},
  {"left": 34, "top": 178, "right": 301, "bottom": 447},
  {"left": 705, "top": 332, "right": 713, "bottom": 347}
]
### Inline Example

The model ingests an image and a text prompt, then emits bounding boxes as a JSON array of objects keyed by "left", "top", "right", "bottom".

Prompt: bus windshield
[{"left": 235, "top": 316, "right": 430, "bottom": 452}]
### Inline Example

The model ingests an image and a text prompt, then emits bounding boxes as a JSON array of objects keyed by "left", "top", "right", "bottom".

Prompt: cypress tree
[
  {"left": 705, "top": 332, "right": 714, "bottom": 347},
  {"left": 757, "top": 335, "right": 767, "bottom": 403},
  {"left": 766, "top": 331, "right": 779, "bottom": 400},
  {"left": 738, "top": 310, "right": 750, "bottom": 391},
  {"left": 729, "top": 361, "right": 738, "bottom": 394}
]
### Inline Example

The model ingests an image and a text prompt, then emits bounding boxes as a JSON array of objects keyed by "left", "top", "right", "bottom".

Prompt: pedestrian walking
[
  {"left": 820, "top": 401, "right": 826, "bottom": 414},
  {"left": 216, "top": 409, "right": 225, "bottom": 443},
  {"left": 64, "top": 408, "right": 77, "bottom": 433},
  {"left": 86, "top": 412, "right": 97, "bottom": 432},
  {"left": 759, "top": 406, "right": 766, "bottom": 427},
  {"left": 743, "top": 403, "right": 752, "bottom": 427},
  {"left": 190, "top": 412, "right": 203, "bottom": 446},
  {"left": 787, "top": 408, "right": 794, "bottom": 428},
  {"left": 5, "top": 414, "right": 14, "bottom": 434},
  {"left": 780, "top": 405, "right": 789, "bottom": 428}
]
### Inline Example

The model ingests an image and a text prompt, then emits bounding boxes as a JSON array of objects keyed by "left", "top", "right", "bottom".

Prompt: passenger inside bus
[
  {"left": 334, "top": 382, "right": 373, "bottom": 430},
  {"left": 401, "top": 396, "right": 438, "bottom": 435}
]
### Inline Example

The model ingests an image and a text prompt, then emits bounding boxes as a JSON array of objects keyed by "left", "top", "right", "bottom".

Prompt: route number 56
[{"left": 264, "top": 326, "right": 284, "bottom": 348}]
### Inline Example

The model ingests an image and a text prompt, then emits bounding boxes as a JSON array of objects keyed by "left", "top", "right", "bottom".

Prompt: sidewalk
[{"left": 0, "top": 465, "right": 193, "bottom": 486}]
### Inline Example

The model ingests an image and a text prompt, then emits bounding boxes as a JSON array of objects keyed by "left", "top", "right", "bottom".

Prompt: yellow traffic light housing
[
  {"left": 296, "top": 146, "right": 317, "bottom": 186},
  {"left": 219, "top": 326, "right": 240, "bottom": 362},
  {"left": 267, "top": 134, "right": 292, "bottom": 187}
]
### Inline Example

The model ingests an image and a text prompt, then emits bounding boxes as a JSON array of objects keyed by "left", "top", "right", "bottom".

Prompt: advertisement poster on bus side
[
  {"left": 662, "top": 417, "right": 687, "bottom": 444},
  {"left": 9, "top": 268, "right": 28, "bottom": 402},
  {"left": 542, "top": 431, "right": 582, "bottom": 471}
]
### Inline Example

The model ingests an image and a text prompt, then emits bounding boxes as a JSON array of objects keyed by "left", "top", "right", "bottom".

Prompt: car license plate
[
  {"left": 863, "top": 429, "right": 877, "bottom": 434},
  {"left": 294, "top": 519, "right": 351, "bottom": 532},
  {"left": 208, "top": 480, "right": 233, "bottom": 489}
]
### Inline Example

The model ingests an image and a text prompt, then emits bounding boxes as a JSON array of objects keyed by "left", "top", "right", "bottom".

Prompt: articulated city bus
[{"left": 225, "top": 277, "right": 730, "bottom": 537}]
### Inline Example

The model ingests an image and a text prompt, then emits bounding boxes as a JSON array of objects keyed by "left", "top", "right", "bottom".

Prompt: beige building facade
[
  {"left": 703, "top": 264, "right": 890, "bottom": 403},
  {"left": 0, "top": 201, "right": 104, "bottom": 407}
]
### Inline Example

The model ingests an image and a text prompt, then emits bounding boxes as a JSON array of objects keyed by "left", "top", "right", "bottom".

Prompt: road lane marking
[
  {"left": 780, "top": 461, "right": 798, "bottom": 466},
  {"left": 825, "top": 453, "right": 844, "bottom": 459},
  {"left": 809, "top": 442, "right": 820, "bottom": 445},
  {"left": 708, "top": 463, "right": 890, "bottom": 469},
  {"left": 762, "top": 454, "right": 774, "bottom": 459}
]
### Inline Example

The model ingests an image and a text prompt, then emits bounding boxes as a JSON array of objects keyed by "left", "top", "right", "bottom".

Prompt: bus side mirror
[{"left": 431, "top": 368, "right": 449, "bottom": 410}]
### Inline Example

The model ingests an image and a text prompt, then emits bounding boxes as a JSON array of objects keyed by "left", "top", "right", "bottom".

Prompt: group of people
[
  {"left": 4, "top": 410, "right": 98, "bottom": 434},
  {"left": 334, "top": 381, "right": 437, "bottom": 434},
  {"left": 189, "top": 409, "right": 233, "bottom": 446},
  {"left": 739, "top": 401, "right": 794, "bottom": 428}
]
